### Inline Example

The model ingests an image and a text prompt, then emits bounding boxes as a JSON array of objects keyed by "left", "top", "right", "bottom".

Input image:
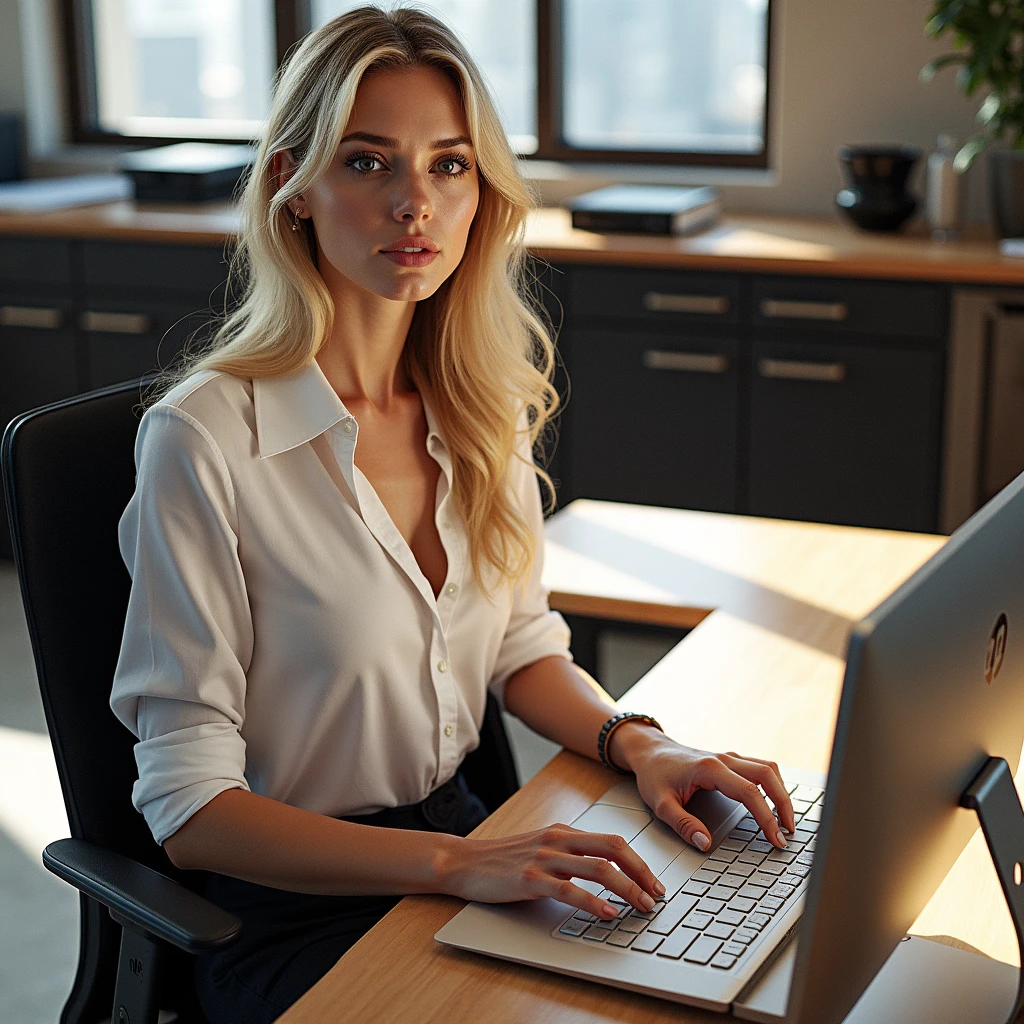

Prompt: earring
[{"left": 291, "top": 208, "right": 303, "bottom": 233}]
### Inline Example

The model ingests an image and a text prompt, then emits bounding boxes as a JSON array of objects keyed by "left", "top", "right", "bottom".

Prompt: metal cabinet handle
[
  {"left": 643, "top": 292, "right": 729, "bottom": 315},
  {"left": 760, "top": 299, "right": 849, "bottom": 322},
  {"left": 758, "top": 358, "right": 847, "bottom": 383},
  {"left": 0, "top": 305, "right": 63, "bottom": 329},
  {"left": 80, "top": 311, "right": 153, "bottom": 335},
  {"left": 643, "top": 350, "right": 729, "bottom": 374}
]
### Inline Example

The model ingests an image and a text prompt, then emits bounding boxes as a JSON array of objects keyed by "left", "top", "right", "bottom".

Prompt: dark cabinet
[
  {"left": 567, "top": 266, "right": 744, "bottom": 513},
  {"left": 748, "top": 338, "right": 944, "bottom": 532},
  {"left": 571, "top": 328, "right": 739, "bottom": 511},
  {"left": 80, "top": 241, "right": 228, "bottom": 389}
]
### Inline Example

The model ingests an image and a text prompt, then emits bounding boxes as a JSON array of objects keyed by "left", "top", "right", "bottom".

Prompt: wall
[{"left": 0, "top": 0, "right": 999, "bottom": 222}]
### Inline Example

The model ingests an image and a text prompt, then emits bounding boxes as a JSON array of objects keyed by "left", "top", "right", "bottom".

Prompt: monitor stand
[{"left": 736, "top": 756, "right": 1024, "bottom": 1024}]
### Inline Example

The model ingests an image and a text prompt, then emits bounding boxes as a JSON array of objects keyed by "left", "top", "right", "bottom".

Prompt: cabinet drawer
[
  {"left": 0, "top": 237, "right": 73, "bottom": 286},
  {"left": 570, "top": 267, "right": 742, "bottom": 325},
  {"left": 83, "top": 302, "right": 219, "bottom": 389},
  {"left": 570, "top": 329, "right": 739, "bottom": 511},
  {"left": 81, "top": 241, "right": 229, "bottom": 296},
  {"left": 748, "top": 339, "right": 943, "bottom": 531},
  {"left": 751, "top": 276, "right": 946, "bottom": 341}
]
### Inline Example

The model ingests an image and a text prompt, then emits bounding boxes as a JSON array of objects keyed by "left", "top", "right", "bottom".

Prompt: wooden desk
[{"left": 277, "top": 500, "right": 1017, "bottom": 1022}]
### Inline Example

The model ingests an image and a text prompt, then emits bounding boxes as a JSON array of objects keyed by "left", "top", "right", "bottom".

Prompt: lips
[
  {"left": 380, "top": 235, "right": 440, "bottom": 268},
  {"left": 380, "top": 236, "right": 440, "bottom": 253}
]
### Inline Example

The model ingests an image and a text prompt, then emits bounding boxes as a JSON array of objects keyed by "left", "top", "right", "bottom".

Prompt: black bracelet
[{"left": 597, "top": 712, "right": 664, "bottom": 774}]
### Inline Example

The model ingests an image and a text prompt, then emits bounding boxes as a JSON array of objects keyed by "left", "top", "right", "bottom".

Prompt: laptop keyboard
[{"left": 554, "top": 782, "right": 824, "bottom": 972}]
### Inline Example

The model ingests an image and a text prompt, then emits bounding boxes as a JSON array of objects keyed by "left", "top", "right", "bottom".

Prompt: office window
[
  {"left": 562, "top": 0, "right": 768, "bottom": 156},
  {"left": 76, "top": 0, "right": 277, "bottom": 140},
  {"left": 65, "top": 0, "right": 772, "bottom": 167}
]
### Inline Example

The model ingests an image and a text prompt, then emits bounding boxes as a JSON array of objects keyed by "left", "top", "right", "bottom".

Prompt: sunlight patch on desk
[
  {"left": 557, "top": 499, "right": 944, "bottom": 621},
  {"left": 0, "top": 725, "right": 69, "bottom": 863}
]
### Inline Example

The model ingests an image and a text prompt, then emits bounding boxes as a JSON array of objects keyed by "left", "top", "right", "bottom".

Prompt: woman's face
[{"left": 291, "top": 65, "right": 480, "bottom": 304}]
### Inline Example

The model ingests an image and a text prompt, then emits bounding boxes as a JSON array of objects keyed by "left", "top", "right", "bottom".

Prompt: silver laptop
[{"left": 437, "top": 469, "right": 1024, "bottom": 1022}]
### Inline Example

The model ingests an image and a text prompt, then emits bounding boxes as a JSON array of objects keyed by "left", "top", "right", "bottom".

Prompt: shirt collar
[{"left": 253, "top": 360, "right": 350, "bottom": 459}]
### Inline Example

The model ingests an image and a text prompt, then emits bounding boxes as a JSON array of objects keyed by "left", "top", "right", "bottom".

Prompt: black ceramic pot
[
  {"left": 836, "top": 145, "right": 920, "bottom": 232},
  {"left": 989, "top": 150, "right": 1024, "bottom": 238}
]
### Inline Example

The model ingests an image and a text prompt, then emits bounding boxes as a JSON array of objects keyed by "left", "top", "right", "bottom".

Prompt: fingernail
[
  {"left": 691, "top": 832, "right": 710, "bottom": 851},
  {"left": 775, "top": 830, "right": 788, "bottom": 848},
  {"left": 639, "top": 892, "right": 656, "bottom": 911},
  {"left": 601, "top": 903, "right": 618, "bottom": 918},
  {"left": 654, "top": 879, "right": 667, "bottom": 896}
]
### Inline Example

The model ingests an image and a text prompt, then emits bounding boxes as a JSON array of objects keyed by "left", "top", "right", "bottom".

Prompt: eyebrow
[{"left": 339, "top": 131, "right": 473, "bottom": 150}]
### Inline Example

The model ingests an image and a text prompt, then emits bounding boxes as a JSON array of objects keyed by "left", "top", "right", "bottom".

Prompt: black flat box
[
  {"left": 120, "top": 142, "right": 254, "bottom": 202},
  {"left": 566, "top": 184, "right": 721, "bottom": 236}
]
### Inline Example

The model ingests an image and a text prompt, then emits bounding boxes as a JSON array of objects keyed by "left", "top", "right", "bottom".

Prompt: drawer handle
[
  {"left": 643, "top": 350, "right": 729, "bottom": 374},
  {"left": 760, "top": 299, "right": 849, "bottom": 322},
  {"left": 643, "top": 292, "right": 729, "bottom": 315},
  {"left": 0, "top": 305, "right": 63, "bottom": 329},
  {"left": 80, "top": 311, "right": 153, "bottom": 335},
  {"left": 758, "top": 358, "right": 847, "bottom": 383}
]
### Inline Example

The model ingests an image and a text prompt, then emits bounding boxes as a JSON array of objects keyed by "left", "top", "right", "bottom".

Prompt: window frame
[{"left": 61, "top": 0, "right": 773, "bottom": 169}]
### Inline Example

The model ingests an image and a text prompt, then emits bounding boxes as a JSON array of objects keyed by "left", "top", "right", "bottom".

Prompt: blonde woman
[{"left": 110, "top": 7, "right": 794, "bottom": 1021}]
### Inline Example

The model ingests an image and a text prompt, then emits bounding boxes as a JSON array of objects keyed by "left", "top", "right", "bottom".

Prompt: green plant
[{"left": 921, "top": 0, "right": 1024, "bottom": 170}]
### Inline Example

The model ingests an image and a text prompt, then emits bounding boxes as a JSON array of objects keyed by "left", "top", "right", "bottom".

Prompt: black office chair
[{"left": 2, "top": 378, "right": 520, "bottom": 1024}]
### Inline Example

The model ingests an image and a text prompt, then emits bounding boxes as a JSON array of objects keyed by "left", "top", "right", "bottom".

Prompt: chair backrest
[
  {"left": 2, "top": 378, "right": 201, "bottom": 1024},
  {"left": 2, "top": 376, "right": 519, "bottom": 1020}
]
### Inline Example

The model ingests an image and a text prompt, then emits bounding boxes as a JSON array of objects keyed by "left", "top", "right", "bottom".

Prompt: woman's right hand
[{"left": 441, "top": 823, "right": 665, "bottom": 921}]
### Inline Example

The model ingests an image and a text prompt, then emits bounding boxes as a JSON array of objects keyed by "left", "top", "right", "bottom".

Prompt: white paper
[{"left": 0, "top": 173, "right": 133, "bottom": 213}]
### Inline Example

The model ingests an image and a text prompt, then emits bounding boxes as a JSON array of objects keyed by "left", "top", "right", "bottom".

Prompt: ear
[{"left": 271, "top": 149, "right": 303, "bottom": 215}]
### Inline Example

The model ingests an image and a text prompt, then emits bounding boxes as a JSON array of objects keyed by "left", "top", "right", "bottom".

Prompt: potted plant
[{"left": 921, "top": 1, "right": 1024, "bottom": 237}]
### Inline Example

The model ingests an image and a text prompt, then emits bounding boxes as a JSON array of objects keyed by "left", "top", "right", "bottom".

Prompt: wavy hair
[{"left": 158, "top": 5, "right": 559, "bottom": 592}]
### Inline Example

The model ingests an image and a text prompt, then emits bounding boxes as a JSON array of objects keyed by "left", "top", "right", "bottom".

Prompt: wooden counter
[{"left": 2, "top": 198, "right": 1024, "bottom": 284}]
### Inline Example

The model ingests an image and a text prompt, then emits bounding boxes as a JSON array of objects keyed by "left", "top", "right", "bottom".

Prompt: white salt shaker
[{"left": 926, "top": 134, "right": 962, "bottom": 241}]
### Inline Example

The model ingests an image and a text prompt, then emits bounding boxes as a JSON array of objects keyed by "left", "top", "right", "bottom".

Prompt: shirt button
[
  {"left": 444, "top": 723, "right": 453, "bottom": 738},
  {"left": 437, "top": 659, "right": 449, "bottom": 673},
  {"left": 445, "top": 583, "right": 458, "bottom": 596},
  {"left": 342, "top": 420, "right": 354, "bottom": 434}
]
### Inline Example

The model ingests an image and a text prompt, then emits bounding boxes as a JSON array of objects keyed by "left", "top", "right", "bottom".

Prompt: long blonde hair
[{"left": 161, "top": 5, "right": 559, "bottom": 592}]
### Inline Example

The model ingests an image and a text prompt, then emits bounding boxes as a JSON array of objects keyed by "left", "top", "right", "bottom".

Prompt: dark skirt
[{"left": 194, "top": 773, "right": 488, "bottom": 1024}]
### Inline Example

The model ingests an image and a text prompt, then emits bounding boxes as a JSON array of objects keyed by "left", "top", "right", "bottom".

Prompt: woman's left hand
[{"left": 609, "top": 724, "right": 796, "bottom": 852}]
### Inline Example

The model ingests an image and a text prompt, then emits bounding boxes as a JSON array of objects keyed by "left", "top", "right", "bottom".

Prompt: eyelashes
[{"left": 343, "top": 150, "right": 473, "bottom": 178}]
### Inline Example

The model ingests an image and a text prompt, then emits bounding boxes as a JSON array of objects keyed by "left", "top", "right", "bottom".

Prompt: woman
[{"left": 110, "top": 7, "right": 794, "bottom": 1022}]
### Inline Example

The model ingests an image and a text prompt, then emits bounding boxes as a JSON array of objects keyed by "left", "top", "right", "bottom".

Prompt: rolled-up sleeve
[
  {"left": 488, "top": 445, "right": 573, "bottom": 707},
  {"left": 110, "top": 406, "right": 254, "bottom": 845}
]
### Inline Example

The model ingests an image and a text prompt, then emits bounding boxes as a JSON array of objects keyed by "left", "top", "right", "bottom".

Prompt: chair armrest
[{"left": 43, "top": 837, "right": 241, "bottom": 954}]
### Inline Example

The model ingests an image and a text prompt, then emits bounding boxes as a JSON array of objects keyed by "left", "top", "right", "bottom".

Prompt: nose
[{"left": 392, "top": 170, "right": 432, "bottom": 223}]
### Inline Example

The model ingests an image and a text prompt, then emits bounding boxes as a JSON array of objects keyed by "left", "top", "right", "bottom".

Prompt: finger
[
  {"left": 544, "top": 852, "right": 658, "bottom": 913},
  {"left": 708, "top": 768, "right": 788, "bottom": 848},
  {"left": 653, "top": 797, "right": 713, "bottom": 852},
  {"left": 562, "top": 830, "right": 665, "bottom": 899},
  {"left": 541, "top": 875, "right": 623, "bottom": 922},
  {"left": 722, "top": 755, "right": 795, "bottom": 833}
]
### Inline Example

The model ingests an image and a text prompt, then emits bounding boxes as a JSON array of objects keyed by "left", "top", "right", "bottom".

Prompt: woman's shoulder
[{"left": 143, "top": 370, "right": 257, "bottom": 456}]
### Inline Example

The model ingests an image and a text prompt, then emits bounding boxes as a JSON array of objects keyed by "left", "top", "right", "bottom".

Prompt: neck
[{"left": 314, "top": 266, "right": 418, "bottom": 411}]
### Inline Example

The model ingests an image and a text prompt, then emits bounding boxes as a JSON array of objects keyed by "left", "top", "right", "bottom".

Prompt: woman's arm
[
  {"left": 163, "top": 785, "right": 665, "bottom": 922},
  {"left": 502, "top": 655, "right": 796, "bottom": 850}
]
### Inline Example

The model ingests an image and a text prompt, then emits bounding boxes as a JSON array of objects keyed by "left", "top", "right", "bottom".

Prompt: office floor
[{"left": 0, "top": 560, "right": 676, "bottom": 1024}]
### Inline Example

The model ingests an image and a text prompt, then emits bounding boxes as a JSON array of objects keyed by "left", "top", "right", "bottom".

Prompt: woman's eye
[
  {"left": 437, "top": 157, "right": 469, "bottom": 176},
  {"left": 347, "top": 154, "right": 384, "bottom": 174}
]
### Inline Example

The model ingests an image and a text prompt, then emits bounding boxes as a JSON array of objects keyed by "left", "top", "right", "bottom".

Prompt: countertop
[{"left": 2, "top": 199, "right": 1024, "bottom": 285}]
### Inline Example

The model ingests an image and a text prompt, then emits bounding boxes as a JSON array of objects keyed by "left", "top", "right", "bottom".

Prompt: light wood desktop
[{"left": 278, "top": 500, "right": 1019, "bottom": 1024}]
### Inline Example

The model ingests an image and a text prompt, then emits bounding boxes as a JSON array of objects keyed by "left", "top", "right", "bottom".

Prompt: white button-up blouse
[{"left": 109, "top": 362, "right": 572, "bottom": 845}]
